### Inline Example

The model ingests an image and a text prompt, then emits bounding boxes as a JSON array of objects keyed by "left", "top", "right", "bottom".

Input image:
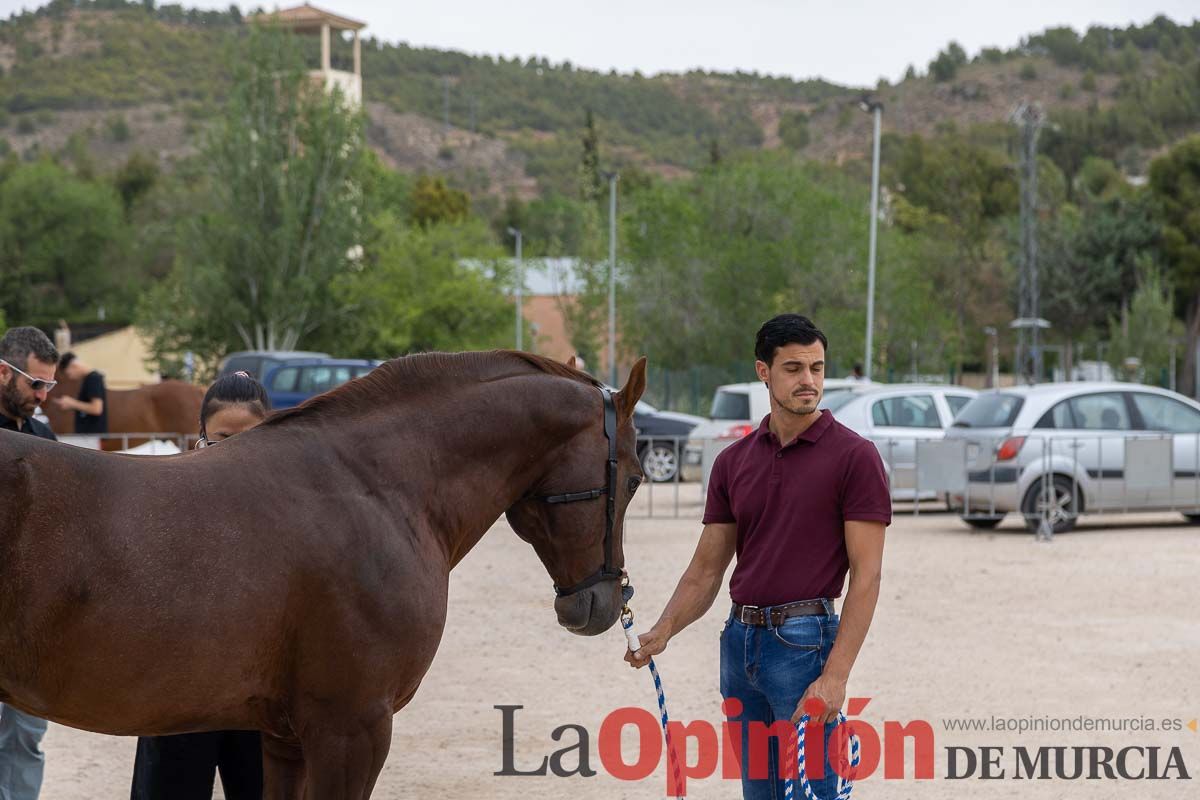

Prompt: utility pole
[
  {"left": 859, "top": 98, "right": 883, "bottom": 381},
  {"left": 507, "top": 227, "right": 523, "bottom": 350},
  {"left": 605, "top": 171, "right": 619, "bottom": 387},
  {"left": 1012, "top": 102, "right": 1046, "bottom": 385}
]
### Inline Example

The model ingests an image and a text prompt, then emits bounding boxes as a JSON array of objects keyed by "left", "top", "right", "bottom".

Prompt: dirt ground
[{"left": 38, "top": 483, "right": 1200, "bottom": 798}]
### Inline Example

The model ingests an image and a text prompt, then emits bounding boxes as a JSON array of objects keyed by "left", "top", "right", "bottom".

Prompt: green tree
[
  {"left": 886, "top": 131, "right": 1017, "bottom": 373},
  {"left": 579, "top": 108, "right": 603, "bottom": 203},
  {"left": 619, "top": 154, "right": 955, "bottom": 377},
  {"left": 1106, "top": 262, "right": 1182, "bottom": 384},
  {"left": 778, "top": 110, "right": 811, "bottom": 150},
  {"left": 113, "top": 150, "right": 159, "bottom": 213},
  {"left": 138, "top": 27, "right": 364, "bottom": 363},
  {"left": 1149, "top": 135, "right": 1200, "bottom": 393},
  {"left": 409, "top": 175, "right": 469, "bottom": 227},
  {"left": 929, "top": 42, "right": 967, "bottom": 82},
  {"left": 326, "top": 214, "right": 514, "bottom": 357},
  {"left": 0, "top": 159, "right": 128, "bottom": 326}
]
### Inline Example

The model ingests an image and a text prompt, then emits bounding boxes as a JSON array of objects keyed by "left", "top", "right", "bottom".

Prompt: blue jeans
[
  {"left": 0, "top": 704, "right": 48, "bottom": 800},
  {"left": 720, "top": 603, "right": 840, "bottom": 800}
]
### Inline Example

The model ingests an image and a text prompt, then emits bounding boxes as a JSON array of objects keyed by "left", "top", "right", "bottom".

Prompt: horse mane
[{"left": 262, "top": 350, "right": 602, "bottom": 428}]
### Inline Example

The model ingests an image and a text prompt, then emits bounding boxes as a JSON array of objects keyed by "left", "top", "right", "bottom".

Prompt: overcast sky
[{"left": 3, "top": 1, "right": 1196, "bottom": 86}]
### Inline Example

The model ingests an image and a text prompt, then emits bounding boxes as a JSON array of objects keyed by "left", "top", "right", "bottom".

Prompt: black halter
[{"left": 539, "top": 387, "right": 623, "bottom": 597}]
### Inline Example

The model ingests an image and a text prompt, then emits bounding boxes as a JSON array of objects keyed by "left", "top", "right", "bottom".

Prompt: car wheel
[
  {"left": 961, "top": 515, "right": 1004, "bottom": 530},
  {"left": 1021, "top": 476, "right": 1080, "bottom": 534},
  {"left": 641, "top": 441, "right": 680, "bottom": 483}
]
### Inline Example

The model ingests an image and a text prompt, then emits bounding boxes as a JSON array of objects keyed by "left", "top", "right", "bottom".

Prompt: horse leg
[
  {"left": 262, "top": 734, "right": 306, "bottom": 800},
  {"left": 298, "top": 711, "right": 393, "bottom": 800}
]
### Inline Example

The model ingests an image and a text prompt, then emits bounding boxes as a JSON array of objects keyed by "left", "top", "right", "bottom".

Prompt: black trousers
[{"left": 131, "top": 731, "right": 263, "bottom": 800}]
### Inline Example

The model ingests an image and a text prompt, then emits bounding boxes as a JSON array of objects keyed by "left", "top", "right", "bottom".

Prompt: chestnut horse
[
  {"left": 0, "top": 350, "right": 646, "bottom": 799},
  {"left": 43, "top": 375, "right": 205, "bottom": 442}
]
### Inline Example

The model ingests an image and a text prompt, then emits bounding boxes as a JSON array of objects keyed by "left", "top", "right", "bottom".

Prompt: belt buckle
[{"left": 739, "top": 605, "right": 760, "bottom": 625}]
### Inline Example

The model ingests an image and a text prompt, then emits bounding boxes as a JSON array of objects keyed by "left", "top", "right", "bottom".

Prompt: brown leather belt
[{"left": 731, "top": 600, "right": 831, "bottom": 627}]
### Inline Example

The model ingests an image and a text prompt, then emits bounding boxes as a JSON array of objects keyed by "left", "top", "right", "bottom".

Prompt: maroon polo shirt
[{"left": 703, "top": 409, "right": 891, "bottom": 606}]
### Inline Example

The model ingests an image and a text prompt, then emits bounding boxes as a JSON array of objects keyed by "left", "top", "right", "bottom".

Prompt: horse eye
[{"left": 628, "top": 476, "right": 642, "bottom": 494}]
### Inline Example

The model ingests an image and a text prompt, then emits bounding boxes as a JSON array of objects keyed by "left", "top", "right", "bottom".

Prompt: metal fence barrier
[
  {"left": 626, "top": 435, "right": 694, "bottom": 519},
  {"left": 878, "top": 432, "right": 1200, "bottom": 537},
  {"left": 674, "top": 431, "right": 1200, "bottom": 533},
  {"left": 59, "top": 430, "right": 1197, "bottom": 534},
  {"left": 58, "top": 433, "right": 200, "bottom": 453}
]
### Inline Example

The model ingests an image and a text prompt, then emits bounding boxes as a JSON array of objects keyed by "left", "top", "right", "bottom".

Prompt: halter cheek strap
[{"left": 537, "top": 387, "right": 622, "bottom": 597}]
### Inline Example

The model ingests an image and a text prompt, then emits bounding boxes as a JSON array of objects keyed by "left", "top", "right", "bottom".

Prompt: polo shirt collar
[
  {"left": 0, "top": 413, "right": 26, "bottom": 433},
  {"left": 756, "top": 408, "right": 834, "bottom": 447}
]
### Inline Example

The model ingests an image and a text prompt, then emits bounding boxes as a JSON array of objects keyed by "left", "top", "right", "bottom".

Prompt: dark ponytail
[{"left": 199, "top": 371, "right": 272, "bottom": 438}]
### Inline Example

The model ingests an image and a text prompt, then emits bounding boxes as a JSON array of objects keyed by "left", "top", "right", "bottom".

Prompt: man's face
[
  {"left": 0, "top": 355, "right": 56, "bottom": 420},
  {"left": 755, "top": 341, "right": 825, "bottom": 418}
]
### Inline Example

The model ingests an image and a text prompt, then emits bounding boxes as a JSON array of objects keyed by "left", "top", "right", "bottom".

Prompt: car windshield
[
  {"left": 953, "top": 393, "right": 1024, "bottom": 428},
  {"left": 711, "top": 390, "right": 751, "bottom": 420}
]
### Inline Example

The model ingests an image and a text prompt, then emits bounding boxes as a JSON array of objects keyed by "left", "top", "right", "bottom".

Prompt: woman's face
[{"left": 203, "top": 404, "right": 265, "bottom": 444}]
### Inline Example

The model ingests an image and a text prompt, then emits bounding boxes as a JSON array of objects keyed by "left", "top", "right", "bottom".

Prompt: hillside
[{"left": 1, "top": 1, "right": 1198, "bottom": 197}]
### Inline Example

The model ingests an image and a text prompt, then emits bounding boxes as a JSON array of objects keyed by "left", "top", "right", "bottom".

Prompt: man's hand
[
  {"left": 792, "top": 672, "right": 847, "bottom": 725},
  {"left": 51, "top": 396, "right": 74, "bottom": 411},
  {"left": 624, "top": 621, "right": 672, "bottom": 669}
]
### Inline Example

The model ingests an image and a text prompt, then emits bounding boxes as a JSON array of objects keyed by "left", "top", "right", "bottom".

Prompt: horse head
[{"left": 505, "top": 357, "right": 647, "bottom": 636}]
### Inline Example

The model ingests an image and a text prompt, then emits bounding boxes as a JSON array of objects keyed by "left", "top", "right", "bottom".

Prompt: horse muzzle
[{"left": 553, "top": 581, "right": 622, "bottom": 636}]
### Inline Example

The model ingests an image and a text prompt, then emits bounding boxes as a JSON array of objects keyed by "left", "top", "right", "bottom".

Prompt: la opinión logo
[
  {"left": 494, "top": 700, "right": 1194, "bottom": 792},
  {"left": 495, "top": 697, "right": 934, "bottom": 794}
]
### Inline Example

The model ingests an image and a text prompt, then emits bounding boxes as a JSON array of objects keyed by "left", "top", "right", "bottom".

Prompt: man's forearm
[
  {"left": 655, "top": 566, "right": 725, "bottom": 638},
  {"left": 822, "top": 568, "right": 881, "bottom": 681}
]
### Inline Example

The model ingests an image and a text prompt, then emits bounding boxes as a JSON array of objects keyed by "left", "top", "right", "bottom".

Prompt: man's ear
[{"left": 614, "top": 357, "right": 647, "bottom": 423}]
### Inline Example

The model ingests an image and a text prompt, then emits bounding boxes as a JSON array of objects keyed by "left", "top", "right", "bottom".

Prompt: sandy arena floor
[{"left": 37, "top": 483, "right": 1200, "bottom": 798}]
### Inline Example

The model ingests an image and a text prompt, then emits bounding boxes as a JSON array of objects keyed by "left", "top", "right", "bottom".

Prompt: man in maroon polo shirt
[{"left": 625, "top": 314, "right": 890, "bottom": 799}]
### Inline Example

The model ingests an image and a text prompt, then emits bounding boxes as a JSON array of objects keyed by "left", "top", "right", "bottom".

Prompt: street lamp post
[
  {"left": 604, "top": 171, "right": 619, "bottom": 387},
  {"left": 859, "top": 98, "right": 883, "bottom": 382},
  {"left": 506, "top": 226, "right": 523, "bottom": 351},
  {"left": 983, "top": 326, "right": 998, "bottom": 388}
]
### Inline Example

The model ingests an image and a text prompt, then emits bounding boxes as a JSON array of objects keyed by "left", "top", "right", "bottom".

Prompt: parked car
[
  {"left": 262, "top": 358, "right": 383, "bottom": 409},
  {"left": 945, "top": 382, "right": 1200, "bottom": 533},
  {"left": 823, "top": 385, "right": 978, "bottom": 500},
  {"left": 681, "top": 378, "right": 879, "bottom": 482},
  {"left": 218, "top": 350, "right": 331, "bottom": 381},
  {"left": 632, "top": 400, "right": 706, "bottom": 482}
]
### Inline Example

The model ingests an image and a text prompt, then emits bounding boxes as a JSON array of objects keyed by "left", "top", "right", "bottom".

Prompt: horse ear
[{"left": 614, "top": 357, "right": 647, "bottom": 422}]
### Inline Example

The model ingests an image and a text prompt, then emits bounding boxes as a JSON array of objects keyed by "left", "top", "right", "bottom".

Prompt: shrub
[{"left": 107, "top": 114, "right": 131, "bottom": 142}]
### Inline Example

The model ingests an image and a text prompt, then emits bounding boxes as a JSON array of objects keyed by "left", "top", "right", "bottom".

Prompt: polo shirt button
[{"left": 776, "top": 452, "right": 783, "bottom": 458}]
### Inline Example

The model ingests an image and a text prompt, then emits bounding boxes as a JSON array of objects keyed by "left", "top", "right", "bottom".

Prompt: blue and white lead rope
[
  {"left": 785, "top": 712, "right": 861, "bottom": 800},
  {"left": 621, "top": 608, "right": 685, "bottom": 799},
  {"left": 622, "top": 604, "right": 861, "bottom": 800}
]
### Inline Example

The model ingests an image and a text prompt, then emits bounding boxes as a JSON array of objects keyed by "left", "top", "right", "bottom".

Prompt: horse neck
[{"left": 283, "top": 375, "right": 594, "bottom": 568}]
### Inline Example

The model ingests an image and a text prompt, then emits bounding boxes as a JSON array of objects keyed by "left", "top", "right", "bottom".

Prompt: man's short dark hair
[
  {"left": 59, "top": 352, "right": 77, "bottom": 371},
  {"left": 0, "top": 326, "right": 59, "bottom": 370},
  {"left": 754, "top": 314, "right": 828, "bottom": 366}
]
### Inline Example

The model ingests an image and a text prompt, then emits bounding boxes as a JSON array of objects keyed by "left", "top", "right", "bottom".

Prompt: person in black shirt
[
  {"left": 129, "top": 371, "right": 272, "bottom": 800},
  {"left": 0, "top": 326, "right": 59, "bottom": 800},
  {"left": 53, "top": 353, "right": 108, "bottom": 435}
]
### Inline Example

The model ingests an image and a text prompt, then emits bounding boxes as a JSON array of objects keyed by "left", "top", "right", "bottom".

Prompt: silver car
[
  {"left": 945, "top": 382, "right": 1200, "bottom": 532},
  {"left": 824, "top": 384, "right": 978, "bottom": 500}
]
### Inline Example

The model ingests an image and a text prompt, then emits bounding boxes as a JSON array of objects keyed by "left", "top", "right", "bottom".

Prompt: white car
[
  {"left": 945, "top": 382, "right": 1200, "bottom": 532},
  {"left": 823, "top": 385, "right": 978, "bottom": 500}
]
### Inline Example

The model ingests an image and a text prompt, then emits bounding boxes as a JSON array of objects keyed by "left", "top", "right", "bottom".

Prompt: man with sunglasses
[{"left": 0, "top": 325, "right": 59, "bottom": 800}]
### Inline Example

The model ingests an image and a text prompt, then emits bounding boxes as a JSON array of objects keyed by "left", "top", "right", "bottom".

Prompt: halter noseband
[{"left": 538, "top": 387, "right": 623, "bottom": 597}]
